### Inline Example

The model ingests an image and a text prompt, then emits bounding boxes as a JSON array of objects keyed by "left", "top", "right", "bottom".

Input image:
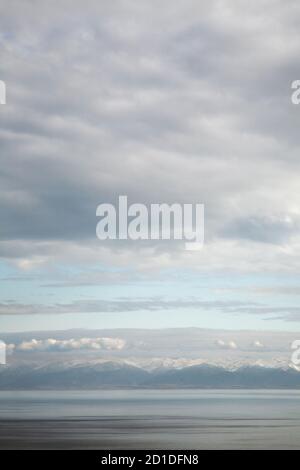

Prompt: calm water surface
[{"left": 1, "top": 390, "right": 300, "bottom": 449}]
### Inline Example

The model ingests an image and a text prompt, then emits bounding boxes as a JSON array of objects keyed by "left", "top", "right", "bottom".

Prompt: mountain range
[{"left": 1, "top": 360, "right": 300, "bottom": 390}]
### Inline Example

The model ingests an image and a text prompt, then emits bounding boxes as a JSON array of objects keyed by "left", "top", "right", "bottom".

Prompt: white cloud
[
  {"left": 215, "top": 339, "right": 238, "bottom": 350},
  {"left": 17, "top": 337, "right": 126, "bottom": 352}
]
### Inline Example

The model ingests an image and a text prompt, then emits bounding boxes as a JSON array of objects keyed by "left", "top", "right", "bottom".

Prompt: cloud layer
[
  {"left": 0, "top": 0, "right": 300, "bottom": 274},
  {"left": 1, "top": 1, "right": 300, "bottom": 330},
  {"left": 16, "top": 337, "right": 126, "bottom": 352}
]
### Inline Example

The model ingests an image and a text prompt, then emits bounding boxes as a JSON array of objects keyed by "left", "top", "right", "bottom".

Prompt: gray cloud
[
  {"left": 0, "top": 298, "right": 259, "bottom": 315},
  {"left": 222, "top": 215, "right": 300, "bottom": 244},
  {"left": 1, "top": 297, "right": 300, "bottom": 324},
  {"left": 0, "top": 0, "right": 300, "bottom": 275}
]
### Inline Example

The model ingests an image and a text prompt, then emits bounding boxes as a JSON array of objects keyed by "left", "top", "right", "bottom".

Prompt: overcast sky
[{"left": 1, "top": 0, "right": 300, "bottom": 332}]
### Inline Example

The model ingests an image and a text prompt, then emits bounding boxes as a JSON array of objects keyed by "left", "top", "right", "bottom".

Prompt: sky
[{"left": 1, "top": 0, "right": 300, "bottom": 333}]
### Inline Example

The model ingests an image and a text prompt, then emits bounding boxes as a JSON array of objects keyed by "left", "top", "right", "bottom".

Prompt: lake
[{"left": 1, "top": 389, "right": 300, "bottom": 449}]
